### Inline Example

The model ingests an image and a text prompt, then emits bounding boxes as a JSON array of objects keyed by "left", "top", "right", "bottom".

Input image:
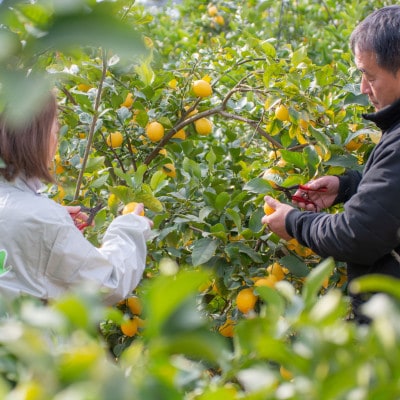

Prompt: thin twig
[{"left": 73, "top": 50, "right": 108, "bottom": 200}]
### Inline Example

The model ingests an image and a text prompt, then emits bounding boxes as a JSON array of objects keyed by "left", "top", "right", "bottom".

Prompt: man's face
[{"left": 355, "top": 47, "right": 400, "bottom": 111}]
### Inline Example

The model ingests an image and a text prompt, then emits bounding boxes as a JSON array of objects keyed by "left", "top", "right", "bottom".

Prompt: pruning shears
[
  {"left": 273, "top": 184, "right": 327, "bottom": 207},
  {"left": 71, "top": 203, "right": 104, "bottom": 231}
]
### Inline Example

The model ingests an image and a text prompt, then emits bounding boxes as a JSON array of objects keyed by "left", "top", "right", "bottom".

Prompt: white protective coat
[{"left": 0, "top": 176, "right": 151, "bottom": 305}]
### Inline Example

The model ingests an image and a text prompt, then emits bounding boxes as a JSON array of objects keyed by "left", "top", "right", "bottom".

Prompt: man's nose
[{"left": 360, "top": 76, "right": 371, "bottom": 94}]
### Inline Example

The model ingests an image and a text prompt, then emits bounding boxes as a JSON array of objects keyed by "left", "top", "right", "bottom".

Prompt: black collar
[{"left": 363, "top": 98, "right": 400, "bottom": 131}]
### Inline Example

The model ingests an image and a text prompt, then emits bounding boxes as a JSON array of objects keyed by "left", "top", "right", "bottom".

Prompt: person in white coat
[{"left": 0, "top": 90, "right": 153, "bottom": 305}]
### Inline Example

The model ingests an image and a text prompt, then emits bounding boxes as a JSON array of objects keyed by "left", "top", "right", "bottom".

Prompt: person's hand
[
  {"left": 66, "top": 205, "right": 93, "bottom": 230},
  {"left": 127, "top": 202, "right": 154, "bottom": 229},
  {"left": 292, "top": 176, "right": 339, "bottom": 211},
  {"left": 261, "top": 196, "right": 293, "bottom": 240}
]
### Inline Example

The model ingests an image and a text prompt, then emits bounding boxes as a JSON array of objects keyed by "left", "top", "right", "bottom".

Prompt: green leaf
[
  {"left": 183, "top": 157, "right": 201, "bottom": 180},
  {"left": 214, "top": 192, "right": 230, "bottom": 212},
  {"left": 84, "top": 156, "right": 105, "bottom": 173},
  {"left": 143, "top": 269, "right": 211, "bottom": 338},
  {"left": 291, "top": 46, "right": 308, "bottom": 67},
  {"left": 279, "top": 255, "right": 309, "bottom": 277},
  {"left": 280, "top": 150, "right": 306, "bottom": 169},
  {"left": 302, "top": 257, "right": 335, "bottom": 309},
  {"left": 261, "top": 40, "right": 276, "bottom": 58},
  {"left": 150, "top": 170, "right": 167, "bottom": 191},
  {"left": 191, "top": 238, "right": 219, "bottom": 266},
  {"left": 243, "top": 178, "right": 272, "bottom": 194},
  {"left": 32, "top": 7, "right": 146, "bottom": 59},
  {"left": 226, "top": 242, "right": 263, "bottom": 263},
  {"left": 108, "top": 185, "right": 134, "bottom": 204},
  {"left": 350, "top": 274, "right": 400, "bottom": 301},
  {"left": 226, "top": 208, "right": 242, "bottom": 231}
]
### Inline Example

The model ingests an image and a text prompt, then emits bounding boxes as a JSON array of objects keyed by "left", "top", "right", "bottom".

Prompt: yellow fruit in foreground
[
  {"left": 286, "top": 238, "right": 314, "bottom": 257},
  {"left": 263, "top": 202, "right": 275, "bottom": 215},
  {"left": 168, "top": 79, "right": 178, "bottom": 89},
  {"left": 162, "top": 163, "right": 177, "bottom": 178},
  {"left": 262, "top": 168, "right": 282, "bottom": 188},
  {"left": 194, "top": 118, "right": 213, "bottom": 135},
  {"left": 192, "top": 79, "right": 213, "bottom": 97},
  {"left": 122, "top": 202, "right": 145, "bottom": 216},
  {"left": 208, "top": 5, "right": 218, "bottom": 16},
  {"left": 53, "top": 185, "right": 65, "bottom": 203},
  {"left": 214, "top": 15, "right": 225, "bottom": 26},
  {"left": 184, "top": 105, "right": 199, "bottom": 118},
  {"left": 77, "top": 83, "right": 91, "bottom": 92},
  {"left": 219, "top": 319, "right": 235, "bottom": 338},
  {"left": 280, "top": 365, "right": 293, "bottom": 380},
  {"left": 126, "top": 296, "right": 142, "bottom": 315},
  {"left": 236, "top": 288, "right": 258, "bottom": 314},
  {"left": 106, "top": 131, "right": 124, "bottom": 148},
  {"left": 275, "top": 104, "right": 290, "bottom": 122},
  {"left": 121, "top": 92, "right": 134, "bottom": 108},
  {"left": 121, "top": 318, "right": 139, "bottom": 337},
  {"left": 299, "top": 118, "right": 309, "bottom": 131},
  {"left": 345, "top": 138, "right": 362, "bottom": 151},
  {"left": 172, "top": 129, "right": 186, "bottom": 140},
  {"left": 146, "top": 121, "right": 165, "bottom": 142},
  {"left": 254, "top": 275, "right": 278, "bottom": 288},
  {"left": 267, "top": 262, "right": 286, "bottom": 281}
]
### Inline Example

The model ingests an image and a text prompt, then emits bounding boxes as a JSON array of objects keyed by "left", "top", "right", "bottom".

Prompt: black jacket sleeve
[
  {"left": 285, "top": 132, "right": 400, "bottom": 266},
  {"left": 333, "top": 170, "right": 362, "bottom": 205}
]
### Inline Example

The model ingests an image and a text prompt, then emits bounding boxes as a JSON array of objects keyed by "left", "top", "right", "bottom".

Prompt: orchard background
[{"left": 2, "top": 0, "right": 400, "bottom": 399}]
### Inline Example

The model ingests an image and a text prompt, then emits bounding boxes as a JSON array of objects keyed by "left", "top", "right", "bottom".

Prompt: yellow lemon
[
  {"left": 121, "top": 92, "right": 134, "bottom": 108},
  {"left": 236, "top": 288, "right": 258, "bottom": 314},
  {"left": 192, "top": 79, "right": 213, "bottom": 97},
  {"left": 219, "top": 318, "right": 235, "bottom": 338},
  {"left": 266, "top": 262, "right": 286, "bottom": 281},
  {"left": 106, "top": 131, "right": 124, "bottom": 148},
  {"left": 121, "top": 318, "right": 139, "bottom": 337},
  {"left": 214, "top": 15, "right": 225, "bottom": 26},
  {"left": 194, "top": 118, "right": 213, "bottom": 135},
  {"left": 146, "top": 121, "right": 165, "bottom": 142},
  {"left": 275, "top": 104, "right": 290, "bottom": 121},
  {"left": 208, "top": 5, "right": 218, "bottom": 16},
  {"left": 122, "top": 202, "right": 145, "bottom": 216},
  {"left": 126, "top": 296, "right": 142, "bottom": 315},
  {"left": 254, "top": 275, "right": 278, "bottom": 288},
  {"left": 263, "top": 202, "right": 275, "bottom": 215},
  {"left": 162, "top": 163, "right": 177, "bottom": 178},
  {"left": 172, "top": 129, "right": 186, "bottom": 140}
]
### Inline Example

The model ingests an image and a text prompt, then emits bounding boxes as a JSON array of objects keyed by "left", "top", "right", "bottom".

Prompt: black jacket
[{"left": 286, "top": 98, "right": 400, "bottom": 321}]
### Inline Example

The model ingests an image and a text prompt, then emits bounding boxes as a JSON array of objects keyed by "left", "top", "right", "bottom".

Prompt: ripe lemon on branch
[
  {"left": 192, "top": 79, "right": 213, "bottom": 98},
  {"left": 146, "top": 121, "right": 165, "bottom": 142},
  {"left": 194, "top": 118, "right": 213, "bottom": 135},
  {"left": 162, "top": 163, "right": 176, "bottom": 178},
  {"left": 122, "top": 202, "right": 145, "bottom": 216},
  {"left": 263, "top": 202, "right": 275, "bottom": 215},
  {"left": 106, "top": 131, "right": 123, "bottom": 148},
  {"left": 236, "top": 287, "right": 258, "bottom": 314},
  {"left": 275, "top": 104, "right": 290, "bottom": 122}
]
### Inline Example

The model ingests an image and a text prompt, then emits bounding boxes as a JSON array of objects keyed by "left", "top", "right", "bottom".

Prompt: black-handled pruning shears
[
  {"left": 72, "top": 203, "right": 104, "bottom": 231},
  {"left": 273, "top": 184, "right": 327, "bottom": 207}
]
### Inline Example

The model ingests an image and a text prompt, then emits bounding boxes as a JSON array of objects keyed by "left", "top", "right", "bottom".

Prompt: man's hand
[
  {"left": 292, "top": 176, "right": 340, "bottom": 211},
  {"left": 261, "top": 196, "right": 293, "bottom": 240}
]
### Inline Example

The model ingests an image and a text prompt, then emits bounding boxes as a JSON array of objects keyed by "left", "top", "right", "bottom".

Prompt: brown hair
[{"left": 0, "top": 91, "right": 58, "bottom": 183}]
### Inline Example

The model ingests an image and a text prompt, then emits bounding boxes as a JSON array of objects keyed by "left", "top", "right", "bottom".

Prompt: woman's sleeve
[{"left": 45, "top": 213, "right": 151, "bottom": 305}]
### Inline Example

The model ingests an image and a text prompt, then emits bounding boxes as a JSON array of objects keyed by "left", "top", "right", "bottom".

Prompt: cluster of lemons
[
  {"left": 103, "top": 77, "right": 214, "bottom": 180},
  {"left": 119, "top": 296, "right": 145, "bottom": 337},
  {"left": 218, "top": 262, "right": 288, "bottom": 338}
]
